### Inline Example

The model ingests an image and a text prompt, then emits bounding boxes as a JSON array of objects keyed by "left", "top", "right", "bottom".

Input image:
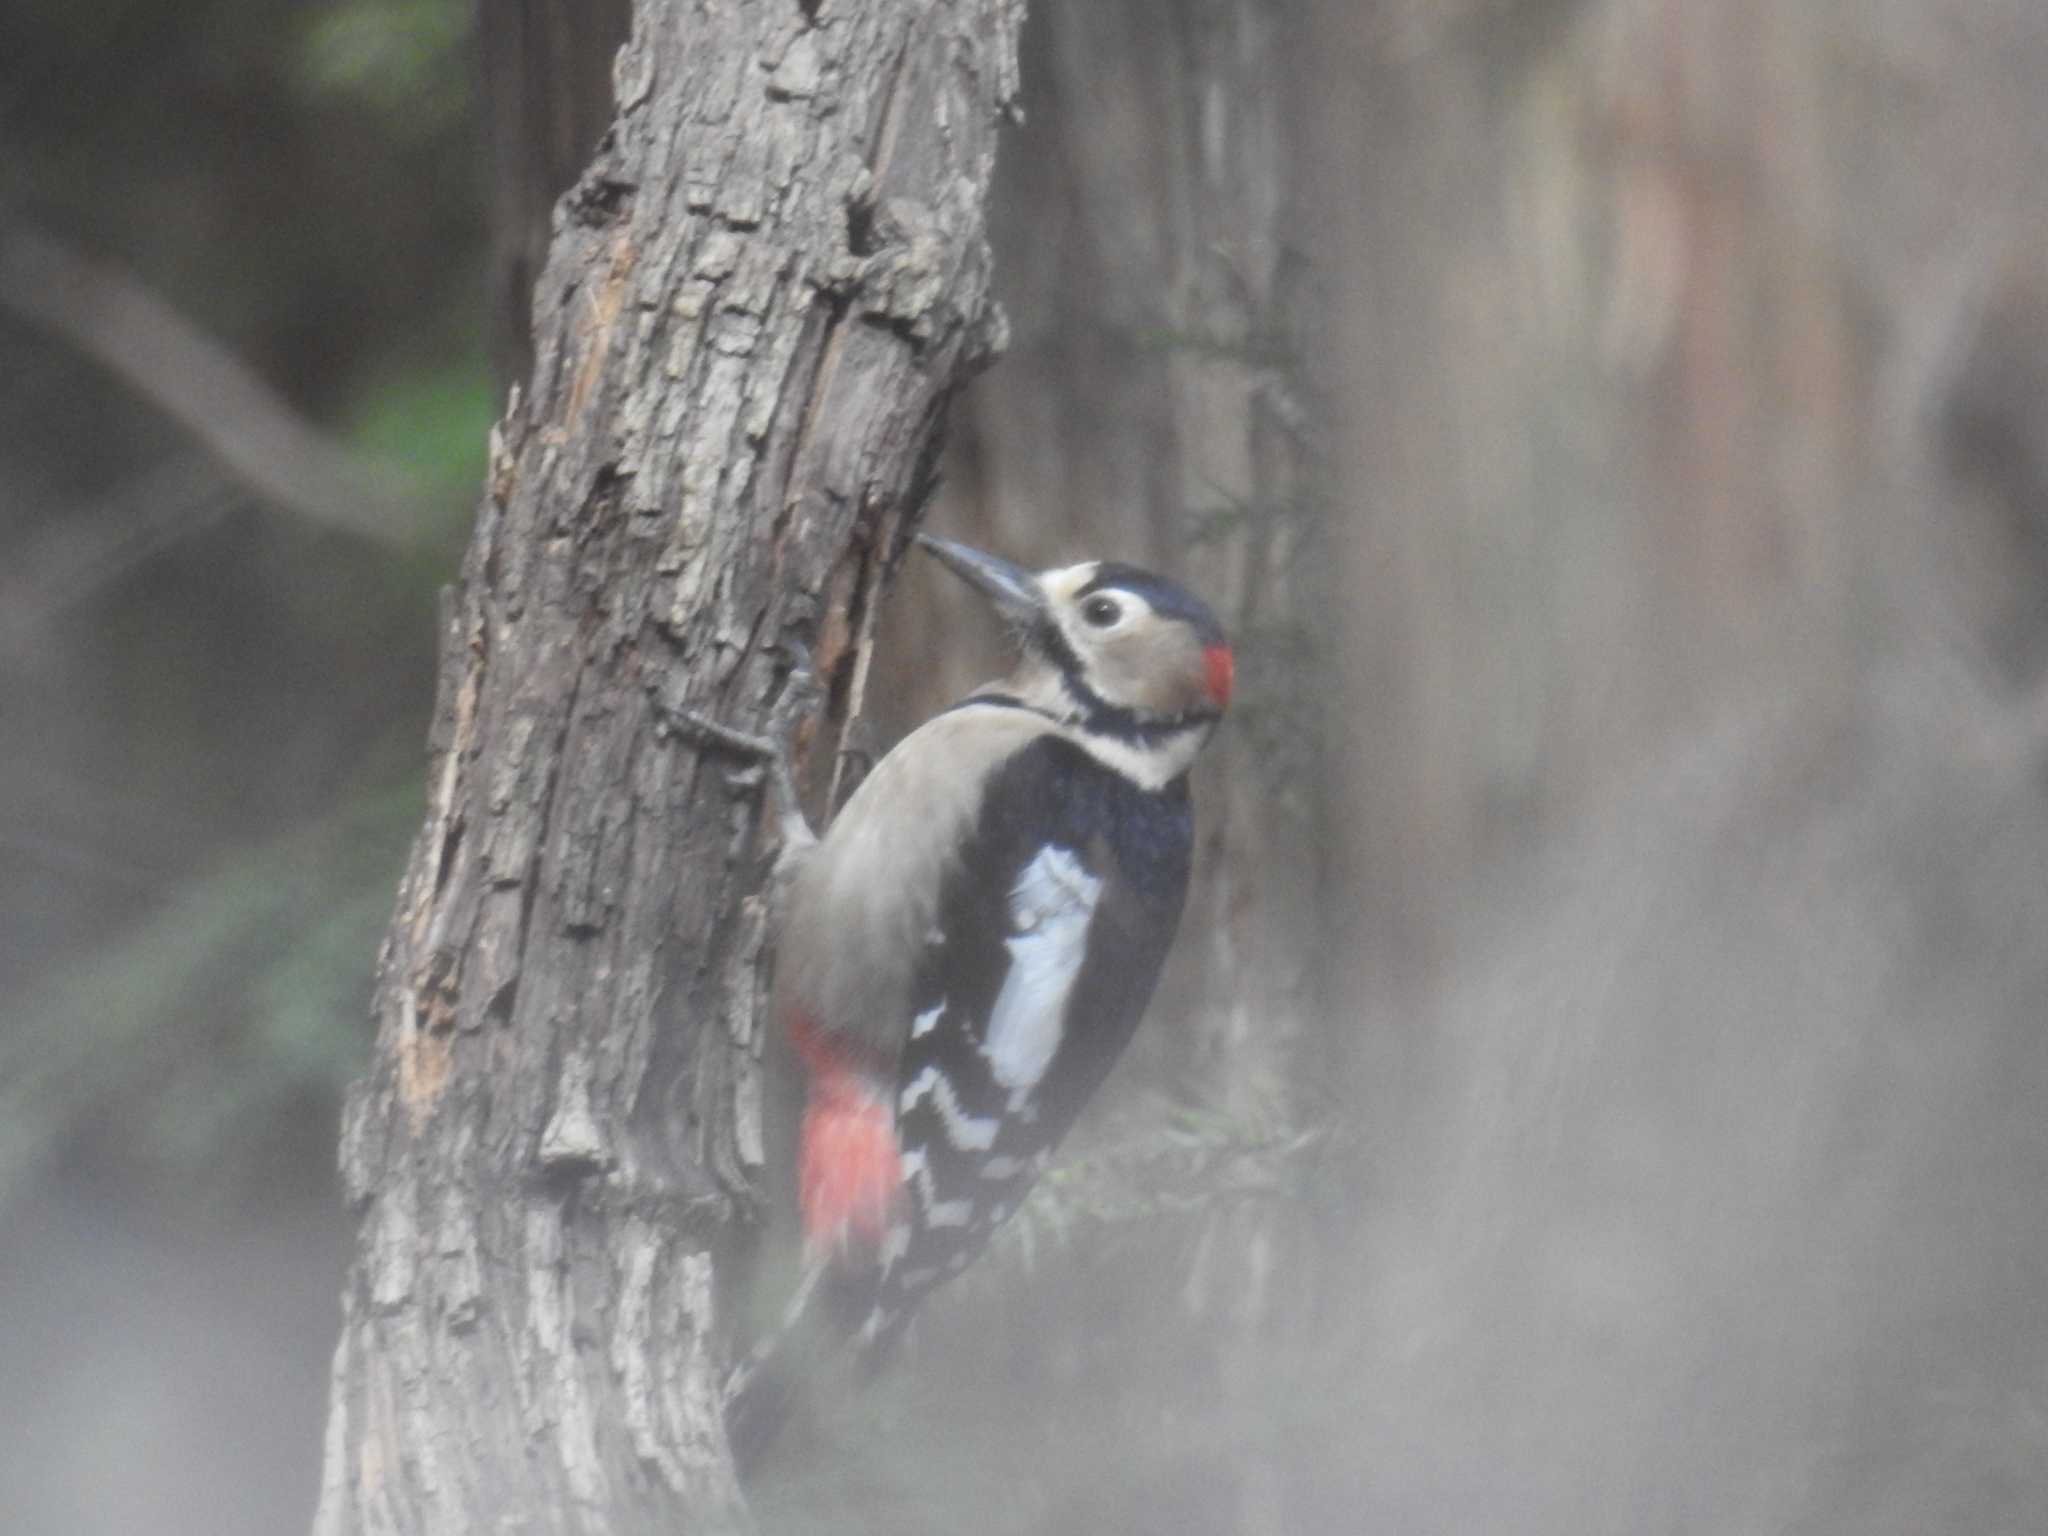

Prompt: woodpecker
[{"left": 769, "top": 533, "right": 1233, "bottom": 1365}]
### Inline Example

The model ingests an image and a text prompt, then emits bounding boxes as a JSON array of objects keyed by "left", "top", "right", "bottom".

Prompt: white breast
[{"left": 982, "top": 845, "right": 1102, "bottom": 1106}]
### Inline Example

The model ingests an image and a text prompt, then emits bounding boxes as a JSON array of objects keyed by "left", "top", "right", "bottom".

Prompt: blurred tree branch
[
  {"left": 0, "top": 456, "right": 234, "bottom": 656},
  {"left": 0, "top": 217, "right": 430, "bottom": 546}
]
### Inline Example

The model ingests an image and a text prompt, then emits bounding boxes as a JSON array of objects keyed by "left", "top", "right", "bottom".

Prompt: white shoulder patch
[{"left": 982, "top": 845, "right": 1101, "bottom": 1104}]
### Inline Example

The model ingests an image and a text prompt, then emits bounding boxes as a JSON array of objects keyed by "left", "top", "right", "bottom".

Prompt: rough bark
[{"left": 312, "top": 4, "right": 1024, "bottom": 1532}]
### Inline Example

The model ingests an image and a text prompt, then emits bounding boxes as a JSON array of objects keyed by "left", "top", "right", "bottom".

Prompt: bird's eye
[{"left": 1081, "top": 595, "right": 1122, "bottom": 628}]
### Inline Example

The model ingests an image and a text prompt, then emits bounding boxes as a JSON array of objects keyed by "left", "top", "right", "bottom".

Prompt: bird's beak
[{"left": 914, "top": 534, "right": 1045, "bottom": 625}]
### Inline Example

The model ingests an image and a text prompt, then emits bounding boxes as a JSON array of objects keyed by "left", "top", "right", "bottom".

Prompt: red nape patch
[
  {"left": 1204, "top": 644, "right": 1236, "bottom": 709},
  {"left": 799, "top": 1073, "right": 903, "bottom": 1254}
]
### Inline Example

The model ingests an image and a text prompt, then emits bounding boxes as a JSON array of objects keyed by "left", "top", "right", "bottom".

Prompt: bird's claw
[{"left": 672, "top": 640, "right": 821, "bottom": 859}]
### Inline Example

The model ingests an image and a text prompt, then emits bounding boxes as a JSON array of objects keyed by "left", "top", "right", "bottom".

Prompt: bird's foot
[{"left": 671, "top": 644, "right": 820, "bottom": 861}]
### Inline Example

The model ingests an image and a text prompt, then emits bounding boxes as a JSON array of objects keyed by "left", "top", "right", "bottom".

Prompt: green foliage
[
  {"left": 299, "top": 0, "right": 473, "bottom": 136},
  {"left": 348, "top": 352, "right": 497, "bottom": 506}
]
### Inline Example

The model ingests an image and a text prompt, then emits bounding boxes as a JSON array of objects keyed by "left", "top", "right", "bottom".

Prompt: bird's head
[{"left": 918, "top": 534, "right": 1232, "bottom": 779}]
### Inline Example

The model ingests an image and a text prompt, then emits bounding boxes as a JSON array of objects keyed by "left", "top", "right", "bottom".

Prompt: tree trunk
[{"left": 311, "top": 4, "right": 1024, "bottom": 1531}]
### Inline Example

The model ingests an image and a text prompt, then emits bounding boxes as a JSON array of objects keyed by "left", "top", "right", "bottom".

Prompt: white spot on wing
[
  {"left": 983, "top": 846, "right": 1100, "bottom": 1104},
  {"left": 878, "top": 1221, "right": 910, "bottom": 1269},
  {"left": 925, "top": 1197, "right": 974, "bottom": 1229},
  {"left": 898, "top": 1065, "right": 999, "bottom": 1150},
  {"left": 910, "top": 1001, "right": 944, "bottom": 1039},
  {"left": 900, "top": 1139, "right": 976, "bottom": 1228}
]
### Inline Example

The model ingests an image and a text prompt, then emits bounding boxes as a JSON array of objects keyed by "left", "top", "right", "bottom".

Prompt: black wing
[{"left": 848, "top": 730, "right": 1193, "bottom": 1355}]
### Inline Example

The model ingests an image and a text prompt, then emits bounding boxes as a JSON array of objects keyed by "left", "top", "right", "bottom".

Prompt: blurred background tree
[
  {"left": 6, "top": 1, "right": 2048, "bottom": 1533},
  {"left": 0, "top": 2, "right": 493, "bottom": 1530}
]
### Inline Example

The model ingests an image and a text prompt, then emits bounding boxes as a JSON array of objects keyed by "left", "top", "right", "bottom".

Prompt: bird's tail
[
  {"left": 723, "top": 1343, "right": 799, "bottom": 1479},
  {"left": 722, "top": 1257, "right": 826, "bottom": 1478},
  {"left": 722, "top": 1247, "right": 915, "bottom": 1477},
  {"left": 725, "top": 1041, "right": 909, "bottom": 1476}
]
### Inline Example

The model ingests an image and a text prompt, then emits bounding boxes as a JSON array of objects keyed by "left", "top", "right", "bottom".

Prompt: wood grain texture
[{"left": 312, "top": 3, "right": 1025, "bottom": 1530}]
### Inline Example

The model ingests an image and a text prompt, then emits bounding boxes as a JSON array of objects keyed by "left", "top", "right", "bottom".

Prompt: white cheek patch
[{"left": 983, "top": 846, "right": 1101, "bottom": 1107}]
